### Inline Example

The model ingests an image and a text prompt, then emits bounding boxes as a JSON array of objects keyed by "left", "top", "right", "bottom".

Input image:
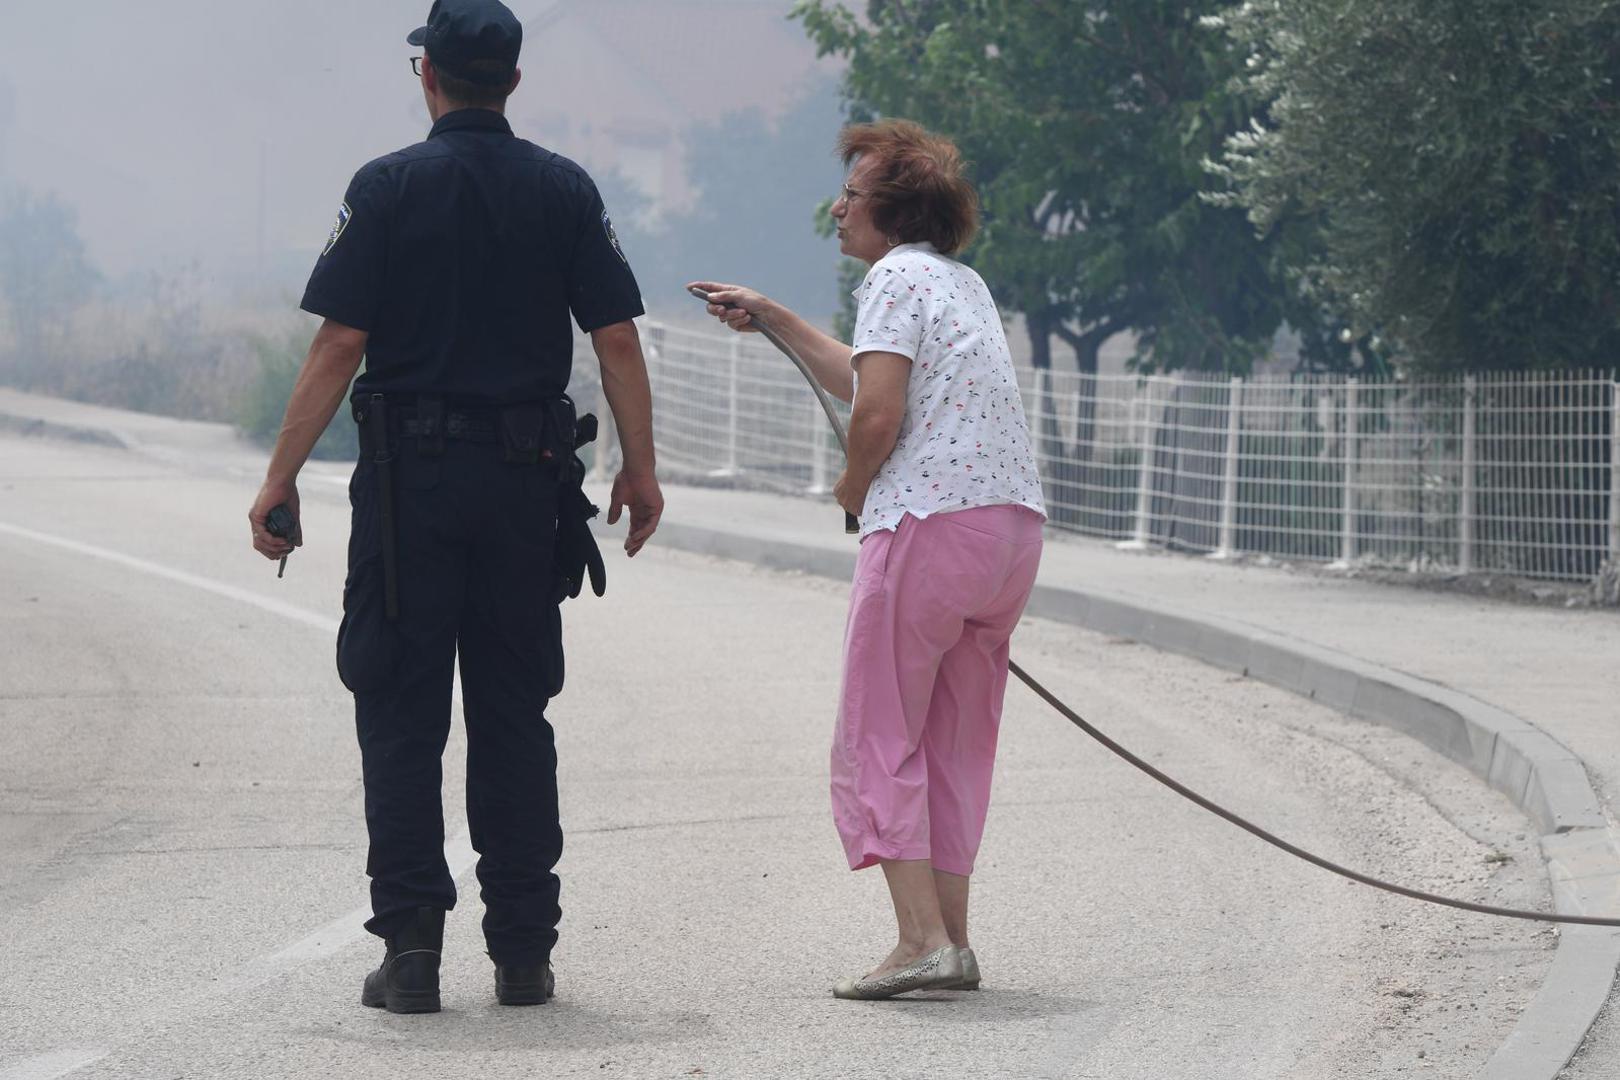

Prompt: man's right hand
[
  {"left": 607, "top": 469, "right": 664, "bottom": 557},
  {"left": 688, "top": 280, "right": 770, "bottom": 334},
  {"left": 249, "top": 479, "right": 301, "bottom": 560}
]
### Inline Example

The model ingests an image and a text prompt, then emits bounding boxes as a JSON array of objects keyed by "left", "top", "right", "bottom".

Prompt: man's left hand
[{"left": 607, "top": 468, "right": 664, "bottom": 557}]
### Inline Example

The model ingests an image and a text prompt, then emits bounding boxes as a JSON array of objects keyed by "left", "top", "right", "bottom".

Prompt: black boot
[
  {"left": 494, "top": 961, "right": 554, "bottom": 1006},
  {"left": 361, "top": 907, "right": 444, "bottom": 1013}
]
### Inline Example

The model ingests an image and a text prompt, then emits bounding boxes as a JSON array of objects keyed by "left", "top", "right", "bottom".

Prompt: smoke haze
[{"left": 0, "top": 1, "right": 844, "bottom": 317}]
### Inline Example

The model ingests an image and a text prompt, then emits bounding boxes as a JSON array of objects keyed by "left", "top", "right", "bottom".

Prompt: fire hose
[{"left": 688, "top": 285, "right": 1618, "bottom": 928}]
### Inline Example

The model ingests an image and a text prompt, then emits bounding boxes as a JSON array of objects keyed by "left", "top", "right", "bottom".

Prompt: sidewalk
[{"left": 2, "top": 385, "right": 1618, "bottom": 1079}]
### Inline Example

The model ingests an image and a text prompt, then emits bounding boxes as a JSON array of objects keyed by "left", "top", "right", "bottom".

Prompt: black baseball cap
[{"left": 407, "top": 0, "right": 522, "bottom": 86}]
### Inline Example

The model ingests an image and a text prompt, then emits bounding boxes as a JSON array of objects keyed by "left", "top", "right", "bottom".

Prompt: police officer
[{"left": 247, "top": 0, "right": 662, "bottom": 1013}]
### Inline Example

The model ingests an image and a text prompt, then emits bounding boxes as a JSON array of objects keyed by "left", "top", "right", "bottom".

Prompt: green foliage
[
  {"left": 793, "top": 0, "right": 1304, "bottom": 373},
  {"left": 237, "top": 328, "right": 358, "bottom": 461},
  {"left": 0, "top": 188, "right": 99, "bottom": 379},
  {"left": 1209, "top": 0, "right": 1620, "bottom": 371}
]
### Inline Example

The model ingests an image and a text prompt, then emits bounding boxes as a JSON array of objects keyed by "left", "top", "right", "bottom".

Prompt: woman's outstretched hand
[{"left": 688, "top": 281, "right": 771, "bottom": 334}]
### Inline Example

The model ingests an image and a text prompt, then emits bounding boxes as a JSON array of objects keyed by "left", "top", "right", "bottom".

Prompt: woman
[{"left": 690, "top": 119, "right": 1045, "bottom": 1000}]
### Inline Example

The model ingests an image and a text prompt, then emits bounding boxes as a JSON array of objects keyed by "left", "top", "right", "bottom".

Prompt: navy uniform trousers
[{"left": 338, "top": 434, "right": 565, "bottom": 967}]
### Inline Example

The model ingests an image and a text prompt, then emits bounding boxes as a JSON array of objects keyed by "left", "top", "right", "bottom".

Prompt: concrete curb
[
  {"left": 656, "top": 521, "right": 1620, "bottom": 1080},
  {"left": 0, "top": 410, "right": 130, "bottom": 450}
]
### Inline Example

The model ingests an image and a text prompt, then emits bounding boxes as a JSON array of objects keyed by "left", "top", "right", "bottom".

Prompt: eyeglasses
[
  {"left": 410, "top": 56, "right": 424, "bottom": 77},
  {"left": 837, "top": 183, "right": 867, "bottom": 204}
]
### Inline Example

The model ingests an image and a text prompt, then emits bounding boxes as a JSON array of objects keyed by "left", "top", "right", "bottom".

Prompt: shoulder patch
[
  {"left": 323, "top": 202, "right": 353, "bottom": 256},
  {"left": 602, "top": 209, "right": 627, "bottom": 264}
]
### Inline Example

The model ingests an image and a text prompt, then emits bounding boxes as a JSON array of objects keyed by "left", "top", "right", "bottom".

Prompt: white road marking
[
  {"left": 211, "top": 828, "right": 477, "bottom": 997},
  {"left": 0, "top": 519, "right": 477, "bottom": 1077},
  {"left": 0, "top": 521, "right": 338, "bottom": 633}
]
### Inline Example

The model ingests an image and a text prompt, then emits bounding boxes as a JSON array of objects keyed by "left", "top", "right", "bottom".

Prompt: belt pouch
[
  {"left": 545, "top": 396, "right": 579, "bottom": 456},
  {"left": 499, "top": 405, "right": 546, "bottom": 465}
]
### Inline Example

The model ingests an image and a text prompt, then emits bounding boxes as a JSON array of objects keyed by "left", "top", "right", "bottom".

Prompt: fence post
[
  {"left": 807, "top": 395, "right": 829, "bottom": 494},
  {"left": 1117, "top": 376, "right": 1161, "bottom": 550},
  {"left": 1209, "top": 376, "right": 1244, "bottom": 560},
  {"left": 1610, "top": 379, "right": 1620, "bottom": 570},
  {"left": 1035, "top": 366, "right": 1060, "bottom": 467},
  {"left": 1459, "top": 375, "right": 1477, "bottom": 574},
  {"left": 1332, "top": 378, "right": 1359, "bottom": 569}
]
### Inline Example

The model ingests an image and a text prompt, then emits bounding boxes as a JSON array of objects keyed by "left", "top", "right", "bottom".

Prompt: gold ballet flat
[
  {"left": 948, "top": 946, "right": 980, "bottom": 990},
  {"left": 832, "top": 944, "right": 964, "bottom": 1000}
]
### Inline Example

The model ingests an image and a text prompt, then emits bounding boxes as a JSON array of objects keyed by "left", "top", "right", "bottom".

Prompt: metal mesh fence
[{"left": 572, "top": 321, "right": 1619, "bottom": 586}]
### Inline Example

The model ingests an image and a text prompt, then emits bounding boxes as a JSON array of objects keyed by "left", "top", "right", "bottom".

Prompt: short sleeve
[
  {"left": 850, "top": 264, "right": 926, "bottom": 363},
  {"left": 300, "top": 167, "right": 390, "bottom": 332},
  {"left": 566, "top": 177, "right": 644, "bottom": 332}
]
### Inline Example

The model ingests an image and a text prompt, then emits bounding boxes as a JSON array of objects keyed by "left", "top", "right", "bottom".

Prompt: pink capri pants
[{"left": 831, "top": 504, "right": 1044, "bottom": 877}]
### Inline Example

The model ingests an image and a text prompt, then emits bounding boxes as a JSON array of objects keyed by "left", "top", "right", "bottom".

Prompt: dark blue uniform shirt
[{"left": 301, "top": 107, "right": 643, "bottom": 406}]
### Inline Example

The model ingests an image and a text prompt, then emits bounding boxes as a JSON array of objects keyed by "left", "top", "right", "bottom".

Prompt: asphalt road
[{"left": 0, "top": 431, "right": 1558, "bottom": 1079}]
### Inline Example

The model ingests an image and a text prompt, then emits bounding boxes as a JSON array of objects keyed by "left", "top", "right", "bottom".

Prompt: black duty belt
[
  {"left": 398, "top": 410, "right": 500, "bottom": 444},
  {"left": 351, "top": 392, "right": 603, "bottom": 621}
]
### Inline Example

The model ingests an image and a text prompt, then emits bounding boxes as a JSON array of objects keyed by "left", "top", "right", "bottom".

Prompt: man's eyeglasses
[{"left": 410, "top": 56, "right": 424, "bottom": 77}]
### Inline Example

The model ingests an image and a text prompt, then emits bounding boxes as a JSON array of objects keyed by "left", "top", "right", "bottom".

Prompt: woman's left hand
[{"left": 833, "top": 470, "right": 867, "bottom": 519}]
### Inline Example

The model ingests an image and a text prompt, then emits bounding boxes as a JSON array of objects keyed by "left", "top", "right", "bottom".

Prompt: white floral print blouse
[{"left": 849, "top": 241, "right": 1047, "bottom": 537}]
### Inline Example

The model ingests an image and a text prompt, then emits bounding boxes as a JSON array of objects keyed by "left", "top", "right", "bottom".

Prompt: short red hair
[{"left": 838, "top": 120, "right": 980, "bottom": 256}]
